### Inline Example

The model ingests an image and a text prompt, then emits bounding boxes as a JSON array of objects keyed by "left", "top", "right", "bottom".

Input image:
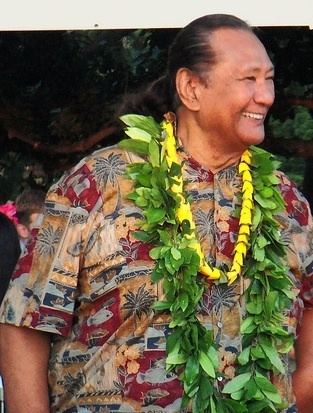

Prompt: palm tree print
[
  {"left": 194, "top": 208, "right": 215, "bottom": 242},
  {"left": 217, "top": 165, "right": 237, "bottom": 183},
  {"left": 63, "top": 371, "right": 85, "bottom": 395},
  {"left": 93, "top": 153, "right": 126, "bottom": 189},
  {"left": 122, "top": 284, "right": 155, "bottom": 324},
  {"left": 94, "top": 152, "right": 127, "bottom": 220},
  {"left": 36, "top": 223, "right": 63, "bottom": 256},
  {"left": 200, "top": 284, "right": 239, "bottom": 344},
  {"left": 203, "top": 284, "right": 238, "bottom": 316}
]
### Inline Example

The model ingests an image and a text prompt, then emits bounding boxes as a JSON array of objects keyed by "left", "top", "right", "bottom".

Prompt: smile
[{"left": 242, "top": 112, "right": 264, "bottom": 120}]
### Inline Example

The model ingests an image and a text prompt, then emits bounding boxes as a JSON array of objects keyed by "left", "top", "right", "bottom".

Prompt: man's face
[{"left": 195, "top": 28, "right": 275, "bottom": 151}]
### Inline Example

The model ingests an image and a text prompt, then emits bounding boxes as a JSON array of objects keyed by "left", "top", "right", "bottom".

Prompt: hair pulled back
[{"left": 118, "top": 14, "right": 252, "bottom": 122}]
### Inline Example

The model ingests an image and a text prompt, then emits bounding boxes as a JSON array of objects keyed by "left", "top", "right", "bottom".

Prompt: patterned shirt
[{"left": 1, "top": 145, "right": 313, "bottom": 413}]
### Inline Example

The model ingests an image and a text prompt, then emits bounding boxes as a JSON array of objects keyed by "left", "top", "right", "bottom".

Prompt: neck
[{"left": 176, "top": 113, "right": 246, "bottom": 173}]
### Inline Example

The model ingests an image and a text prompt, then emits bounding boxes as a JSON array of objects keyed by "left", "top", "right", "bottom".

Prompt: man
[{"left": 0, "top": 14, "right": 313, "bottom": 413}]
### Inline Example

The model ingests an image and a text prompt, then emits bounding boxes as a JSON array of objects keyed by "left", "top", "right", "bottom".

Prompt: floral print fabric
[{"left": 0, "top": 145, "right": 312, "bottom": 413}]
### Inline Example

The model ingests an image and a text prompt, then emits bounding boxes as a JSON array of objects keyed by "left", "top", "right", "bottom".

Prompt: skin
[
  {"left": 0, "top": 324, "right": 50, "bottom": 412},
  {"left": 176, "top": 28, "right": 275, "bottom": 173},
  {"left": 293, "top": 308, "right": 313, "bottom": 412}
]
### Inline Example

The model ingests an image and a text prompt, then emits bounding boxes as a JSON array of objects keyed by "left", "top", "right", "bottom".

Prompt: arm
[
  {"left": 0, "top": 323, "right": 51, "bottom": 413},
  {"left": 293, "top": 308, "right": 313, "bottom": 413}
]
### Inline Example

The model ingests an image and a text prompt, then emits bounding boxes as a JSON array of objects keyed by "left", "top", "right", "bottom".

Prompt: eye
[{"left": 245, "top": 76, "right": 256, "bottom": 81}]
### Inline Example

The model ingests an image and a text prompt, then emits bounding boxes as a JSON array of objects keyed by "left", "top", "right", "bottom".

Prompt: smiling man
[{"left": 0, "top": 14, "right": 313, "bottom": 413}]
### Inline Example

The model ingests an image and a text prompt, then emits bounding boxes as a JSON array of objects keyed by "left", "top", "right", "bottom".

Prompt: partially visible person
[
  {"left": 14, "top": 189, "right": 45, "bottom": 255},
  {"left": 0, "top": 211, "right": 21, "bottom": 304}
]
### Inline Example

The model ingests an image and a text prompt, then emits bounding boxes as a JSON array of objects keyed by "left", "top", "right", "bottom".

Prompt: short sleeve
[
  {"left": 278, "top": 173, "right": 313, "bottom": 308},
  {"left": 0, "top": 160, "right": 101, "bottom": 336}
]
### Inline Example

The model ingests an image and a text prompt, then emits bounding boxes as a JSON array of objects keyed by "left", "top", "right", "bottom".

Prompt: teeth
[{"left": 242, "top": 112, "right": 264, "bottom": 120}]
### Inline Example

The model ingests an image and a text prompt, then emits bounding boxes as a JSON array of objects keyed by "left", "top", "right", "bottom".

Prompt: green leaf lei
[{"left": 119, "top": 114, "right": 295, "bottom": 413}]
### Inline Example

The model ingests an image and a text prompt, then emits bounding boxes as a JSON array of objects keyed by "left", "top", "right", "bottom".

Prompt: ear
[{"left": 175, "top": 68, "right": 201, "bottom": 111}]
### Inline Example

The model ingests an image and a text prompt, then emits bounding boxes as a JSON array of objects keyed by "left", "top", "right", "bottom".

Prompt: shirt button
[{"left": 217, "top": 321, "right": 223, "bottom": 328}]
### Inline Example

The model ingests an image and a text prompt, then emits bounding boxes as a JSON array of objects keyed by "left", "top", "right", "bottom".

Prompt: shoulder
[
  {"left": 276, "top": 170, "right": 311, "bottom": 227},
  {"left": 48, "top": 145, "right": 136, "bottom": 213}
]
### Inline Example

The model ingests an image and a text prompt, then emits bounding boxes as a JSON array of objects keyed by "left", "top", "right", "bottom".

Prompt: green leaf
[
  {"left": 125, "top": 126, "right": 152, "bottom": 142},
  {"left": 254, "top": 194, "right": 277, "bottom": 210},
  {"left": 255, "top": 376, "right": 279, "bottom": 393},
  {"left": 261, "top": 390, "right": 282, "bottom": 404},
  {"left": 146, "top": 207, "right": 165, "bottom": 224},
  {"left": 221, "top": 399, "right": 248, "bottom": 412},
  {"left": 240, "top": 317, "right": 256, "bottom": 334},
  {"left": 253, "top": 246, "right": 265, "bottom": 262},
  {"left": 133, "top": 230, "right": 153, "bottom": 242},
  {"left": 246, "top": 400, "right": 270, "bottom": 412},
  {"left": 120, "top": 114, "right": 161, "bottom": 136},
  {"left": 259, "top": 337, "right": 285, "bottom": 374},
  {"left": 260, "top": 187, "right": 274, "bottom": 198},
  {"left": 178, "top": 292, "right": 189, "bottom": 311},
  {"left": 244, "top": 378, "right": 257, "bottom": 400},
  {"left": 166, "top": 352, "right": 187, "bottom": 365},
  {"left": 222, "top": 372, "right": 252, "bottom": 394},
  {"left": 119, "top": 138, "right": 149, "bottom": 155},
  {"left": 237, "top": 346, "right": 250, "bottom": 365},
  {"left": 171, "top": 246, "right": 181, "bottom": 260},
  {"left": 153, "top": 300, "right": 170, "bottom": 311},
  {"left": 199, "top": 351, "right": 216, "bottom": 378},
  {"left": 252, "top": 205, "right": 262, "bottom": 230},
  {"left": 264, "top": 291, "right": 278, "bottom": 319},
  {"left": 231, "top": 389, "right": 244, "bottom": 400},
  {"left": 149, "top": 246, "right": 162, "bottom": 259},
  {"left": 246, "top": 297, "right": 262, "bottom": 315},
  {"left": 185, "top": 355, "right": 199, "bottom": 384},
  {"left": 149, "top": 138, "right": 160, "bottom": 167}
]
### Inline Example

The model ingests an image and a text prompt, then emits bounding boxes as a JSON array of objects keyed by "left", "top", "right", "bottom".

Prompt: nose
[{"left": 254, "top": 79, "right": 275, "bottom": 108}]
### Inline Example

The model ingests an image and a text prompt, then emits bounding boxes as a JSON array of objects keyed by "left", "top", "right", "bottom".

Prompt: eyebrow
[{"left": 242, "top": 65, "right": 275, "bottom": 74}]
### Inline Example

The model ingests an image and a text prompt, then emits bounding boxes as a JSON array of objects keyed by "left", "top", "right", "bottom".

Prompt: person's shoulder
[
  {"left": 47, "top": 144, "right": 140, "bottom": 211},
  {"left": 276, "top": 170, "right": 311, "bottom": 226}
]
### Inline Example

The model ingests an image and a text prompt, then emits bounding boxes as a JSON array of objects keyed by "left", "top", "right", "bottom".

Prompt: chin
[{"left": 241, "top": 132, "right": 265, "bottom": 147}]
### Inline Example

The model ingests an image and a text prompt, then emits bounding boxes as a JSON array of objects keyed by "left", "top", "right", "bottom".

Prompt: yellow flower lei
[{"left": 163, "top": 120, "right": 253, "bottom": 284}]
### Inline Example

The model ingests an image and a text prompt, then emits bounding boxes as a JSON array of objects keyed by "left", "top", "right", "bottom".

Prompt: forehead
[{"left": 209, "top": 28, "right": 273, "bottom": 72}]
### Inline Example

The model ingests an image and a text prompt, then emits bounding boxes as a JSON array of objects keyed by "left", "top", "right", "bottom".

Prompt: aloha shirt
[{"left": 1, "top": 144, "right": 313, "bottom": 413}]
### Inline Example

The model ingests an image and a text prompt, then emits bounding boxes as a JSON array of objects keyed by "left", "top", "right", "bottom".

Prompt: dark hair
[
  {"left": 118, "top": 14, "right": 252, "bottom": 121},
  {"left": 15, "top": 189, "right": 45, "bottom": 227},
  {"left": 0, "top": 212, "right": 21, "bottom": 304}
]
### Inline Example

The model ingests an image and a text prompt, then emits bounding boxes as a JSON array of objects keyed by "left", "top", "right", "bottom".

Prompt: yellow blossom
[
  {"left": 115, "top": 350, "right": 127, "bottom": 367},
  {"left": 242, "top": 190, "right": 253, "bottom": 201},
  {"left": 243, "top": 181, "right": 253, "bottom": 193},
  {"left": 226, "top": 270, "right": 238, "bottom": 284},
  {"left": 230, "top": 262, "right": 242, "bottom": 274},
  {"left": 171, "top": 176, "right": 183, "bottom": 193},
  {"left": 238, "top": 162, "right": 250, "bottom": 173},
  {"left": 200, "top": 265, "right": 221, "bottom": 279},
  {"left": 242, "top": 170, "right": 252, "bottom": 182},
  {"left": 176, "top": 202, "right": 194, "bottom": 227},
  {"left": 124, "top": 345, "right": 140, "bottom": 360},
  {"left": 241, "top": 150, "right": 252, "bottom": 164},
  {"left": 237, "top": 233, "right": 249, "bottom": 244},
  {"left": 234, "top": 241, "right": 247, "bottom": 256},
  {"left": 242, "top": 199, "right": 253, "bottom": 210},
  {"left": 239, "top": 224, "right": 250, "bottom": 235},
  {"left": 127, "top": 360, "right": 140, "bottom": 374},
  {"left": 239, "top": 208, "right": 252, "bottom": 225},
  {"left": 233, "top": 252, "right": 243, "bottom": 266}
]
